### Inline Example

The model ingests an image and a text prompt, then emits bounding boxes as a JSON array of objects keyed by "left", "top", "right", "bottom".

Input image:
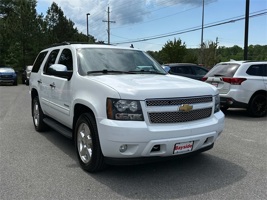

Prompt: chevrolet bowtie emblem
[{"left": 179, "top": 104, "right": 193, "bottom": 112}]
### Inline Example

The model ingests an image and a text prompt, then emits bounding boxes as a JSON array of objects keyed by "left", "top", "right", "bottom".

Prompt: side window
[
  {"left": 195, "top": 67, "right": 208, "bottom": 75},
  {"left": 31, "top": 51, "right": 48, "bottom": 73},
  {"left": 175, "top": 67, "right": 184, "bottom": 74},
  {"left": 58, "top": 49, "right": 73, "bottom": 70},
  {"left": 246, "top": 64, "right": 265, "bottom": 76},
  {"left": 179, "top": 66, "right": 193, "bottom": 74},
  {"left": 43, "top": 49, "right": 60, "bottom": 74},
  {"left": 169, "top": 67, "right": 177, "bottom": 73}
]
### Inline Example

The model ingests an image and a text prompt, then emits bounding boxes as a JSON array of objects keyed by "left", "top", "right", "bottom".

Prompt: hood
[
  {"left": 89, "top": 74, "right": 217, "bottom": 99},
  {"left": 0, "top": 72, "right": 16, "bottom": 76}
]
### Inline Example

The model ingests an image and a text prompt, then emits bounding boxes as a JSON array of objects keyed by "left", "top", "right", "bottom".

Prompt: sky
[{"left": 36, "top": 0, "right": 267, "bottom": 51}]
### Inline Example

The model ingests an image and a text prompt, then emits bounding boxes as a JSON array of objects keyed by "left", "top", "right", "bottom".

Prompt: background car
[
  {"left": 162, "top": 63, "right": 208, "bottom": 80},
  {"left": 202, "top": 60, "right": 267, "bottom": 117},
  {"left": 0, "top": 67, "right": 18, "bottom": 86},
  {"left": 21, "top": 65, "right": 33, "bottom": 85}
]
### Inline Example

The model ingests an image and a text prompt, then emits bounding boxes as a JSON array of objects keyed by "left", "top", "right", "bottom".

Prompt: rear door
[
  {"left": 246, "top": 64, "right": 266, "bottom": 90},
  {"left": 204, "top": 63, "right": 240, "bottom": 94},
  {"left": 262, "top": 64, "right": 267, "bottom": 89}
]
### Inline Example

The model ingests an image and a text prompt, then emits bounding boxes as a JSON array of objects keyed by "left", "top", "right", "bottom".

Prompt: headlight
[
  {"left": 107, "top": 98, "right": 144, "bottom": 121},
  {"left": 214, "top": 94, "right": 220, "bottom": 113}
]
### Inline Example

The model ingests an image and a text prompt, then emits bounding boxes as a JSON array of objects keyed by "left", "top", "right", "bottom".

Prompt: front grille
[
  {"left": 146, "top": 96, "right": 212, "bottom": 106},
  {"left": 148, "top": 108, "right": 212, "bottom": 123},
  {"left": 0, "top": 75, "right": 12, "bottom": 78}
]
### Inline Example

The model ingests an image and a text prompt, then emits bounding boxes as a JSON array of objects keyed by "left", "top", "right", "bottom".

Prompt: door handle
[
  {"left": 50, "top": 82, "right": 55, "bottom": 88},
  {"left": 37, "top": 79, "right": 42, "bottom": 84}
]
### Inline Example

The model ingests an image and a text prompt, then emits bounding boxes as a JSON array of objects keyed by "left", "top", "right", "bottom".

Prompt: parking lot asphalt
[{"left": 0, "top": 85, "right": 266, "bottom": 200}]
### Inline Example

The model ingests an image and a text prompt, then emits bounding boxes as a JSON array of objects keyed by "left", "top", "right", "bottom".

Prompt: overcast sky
[{"left": 36, "top": 0, "right": 267, "bottom": 51}]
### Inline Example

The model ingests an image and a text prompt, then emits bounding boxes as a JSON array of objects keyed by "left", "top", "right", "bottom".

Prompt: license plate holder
[
  {"left": 211, "top": 82, "right": 218, "bottom": 87},
  {"left": 173, "top": 141, "right": 194, "bottom": 154}
]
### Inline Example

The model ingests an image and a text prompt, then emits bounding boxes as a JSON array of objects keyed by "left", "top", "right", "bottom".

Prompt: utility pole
[
  {"left": 200, "top": 0, "right": 205, "bottom": 65},
  {"left": 86, "top": 13, "right": 90, "bottom": 43},
  {"left": 102, "top": 6, "right": 115, "bottom": 44},
  {"left": 244, "top": 0, "right": 250, "bottom": 60}
]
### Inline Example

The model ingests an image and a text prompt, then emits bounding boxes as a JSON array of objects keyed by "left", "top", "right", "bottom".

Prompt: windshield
[
  {"left": 0, "top": 68, "right": 15, "bottom": 73},
  {"left": 205, "top": 63, "right": 240, "bottom": 77},
  {"left": 77, "top": 48, "right": 166, "bottom": 75}
]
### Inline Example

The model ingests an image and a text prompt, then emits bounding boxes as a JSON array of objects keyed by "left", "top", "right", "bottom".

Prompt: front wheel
[
  {"left": 32, "top": 96, "right": 47, "bottom": 131},
  {"left": 75, "top": 113, "right": 105, "bottom": 172},
  {"left": 247, "top": 94, "right": 267, "bottom": 117}
]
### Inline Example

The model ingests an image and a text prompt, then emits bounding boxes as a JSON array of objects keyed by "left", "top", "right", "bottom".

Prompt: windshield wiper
[
  {"left": 213, "top": 74, "right": 225, "bottom": 77},
  {"left": 87, "top": 70, "right": 135, "bottom": 75},
  {"left": 129, "top": 70, "right": 166, "bottom": 75}
]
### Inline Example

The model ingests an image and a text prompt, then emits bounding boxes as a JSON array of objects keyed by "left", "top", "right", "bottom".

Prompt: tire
[
  {"left": 247, "top": 93, "right": 267, "bottom": 117},
  {"left": 32, "top": 96, "right": 48, "bottom": 131},
  {"left": 75, "top": 113, "right": 105, "bottom": 172},
  {"left": 220, "top": 106, "right": 229, "bottom": 112},
  {"left": 13, "top": 79, "right": 18, "bottom": 86}
]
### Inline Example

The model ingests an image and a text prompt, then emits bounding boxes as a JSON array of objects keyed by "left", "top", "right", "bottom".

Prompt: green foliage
[
  {"left": 1, "top": 1, "right": 266, "bottom": 72},
  {"left": 0, "top": 0, "right": 95, "bottom": 70},
  {"left": 159, "top": 38, "right": 187, "bottom": 63}
]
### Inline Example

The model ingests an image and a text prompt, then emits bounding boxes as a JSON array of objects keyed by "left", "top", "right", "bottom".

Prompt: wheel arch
[
  {"left": 249, "top": 90, "right": 267, "bottom": 104},
  {"left": 31, "top": 88, "right": 38, "bottom": 100},
  {"left": 31, "top": 89, "right": 39, "bottom": 116},
  {"left": 73, "top": 104, "right": 96, "bottom": 137}
]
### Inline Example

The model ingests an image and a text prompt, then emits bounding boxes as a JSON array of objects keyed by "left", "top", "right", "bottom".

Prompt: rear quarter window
[{"left": 246, "top": 64, "right": 267, "bottom": 76}]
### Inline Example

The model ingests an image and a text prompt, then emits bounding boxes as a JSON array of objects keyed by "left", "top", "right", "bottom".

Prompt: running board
[{"left": 43, "top": 118, "right": 73, "bottom": 139}]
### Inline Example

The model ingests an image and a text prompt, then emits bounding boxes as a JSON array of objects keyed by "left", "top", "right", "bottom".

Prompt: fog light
[{"left": 119, "top": 144, "right": 128, "bottom": 153}]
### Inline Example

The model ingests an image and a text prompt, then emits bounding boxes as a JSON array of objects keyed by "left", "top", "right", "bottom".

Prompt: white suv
[
  {"left": 29, "top": 43, "right": 224, "bottom": 172},
  {"left": 202, "top": 60, "right": 267, "bottom": 117}
]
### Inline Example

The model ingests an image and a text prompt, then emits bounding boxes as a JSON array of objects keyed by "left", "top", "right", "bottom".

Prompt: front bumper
[
  {"left": 220, "top": 96, "right": 248, "bottom": 108},
  {"left": 97, "top": 111, "right": 224, "bottom": 159},
  {"left": 0, "top": 79, "right": 16, "bottom": 83}
]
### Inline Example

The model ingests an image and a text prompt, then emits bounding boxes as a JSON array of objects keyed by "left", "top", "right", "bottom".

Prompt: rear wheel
[
  {"left": 75, "top": 113, "right": 105, "bottom": 172},
  {"left": 32, "top": 96, "right": 47, "bottom": 131},
  {"left": 247, "top": 94, "right": 267, "bottom": 117}
]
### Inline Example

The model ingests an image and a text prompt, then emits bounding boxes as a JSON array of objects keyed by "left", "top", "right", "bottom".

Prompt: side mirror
[
  {"left": 162, "top": 65, "right": 170, "bottom": 73},
  {"left": 47, "top": 64, "right": 73, "bottom": 80}
]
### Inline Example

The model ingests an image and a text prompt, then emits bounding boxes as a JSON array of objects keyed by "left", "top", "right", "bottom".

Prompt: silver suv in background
[{"left": 202, "top": 60, "right": 267, "bottom": 117}]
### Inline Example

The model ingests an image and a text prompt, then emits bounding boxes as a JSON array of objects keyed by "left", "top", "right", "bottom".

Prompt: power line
[{"left": 113, "top": 11, "right": 267, "bottom": 45}]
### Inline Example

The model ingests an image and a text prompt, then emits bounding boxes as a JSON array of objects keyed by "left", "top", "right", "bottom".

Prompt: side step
[{"left": 43, "top": 118, "right": 73, "bottom": 139}]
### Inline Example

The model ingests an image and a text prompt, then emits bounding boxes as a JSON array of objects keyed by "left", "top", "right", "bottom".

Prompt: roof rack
[
  {"left": 48, "top": 41, "right": 90, "bottom": 47},
  {"left": 46, "top": 41, "right": 111, "bottom": 48}
]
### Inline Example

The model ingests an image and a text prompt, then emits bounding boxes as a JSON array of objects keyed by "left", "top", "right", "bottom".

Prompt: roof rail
[
  {"left": 48, "top": 41, "right": 90, "bottom": 47},
  {"left": 46, "top": 41, "right": 112, "bottom": 48}
]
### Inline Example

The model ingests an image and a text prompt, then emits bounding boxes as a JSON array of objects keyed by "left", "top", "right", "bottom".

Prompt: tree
[
  {"left": 159, "top": 38, "right": 186, "bottom": 63},
  {"left": 45, "top": 2, "right": 95, "bottom": 44},
  {"left": 0, "top": 0, "right": 44, "bottom": 69},
  {"left": 200, "top": 39, "right": 219, "bottom": 68}
]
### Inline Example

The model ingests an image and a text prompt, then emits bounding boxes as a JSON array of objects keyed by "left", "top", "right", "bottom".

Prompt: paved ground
[{"left": 0, "top": 85, "right": 266, "bottom": 200}]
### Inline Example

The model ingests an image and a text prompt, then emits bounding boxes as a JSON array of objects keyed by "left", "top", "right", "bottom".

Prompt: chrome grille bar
[{"left": 146, "top": 96, "right": 212, "bottom": 107}]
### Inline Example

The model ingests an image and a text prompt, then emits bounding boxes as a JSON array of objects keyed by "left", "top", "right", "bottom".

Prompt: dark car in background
[
  {"left": 21, "top": 65, "right": 33, "bottom": 85},
  {"left": 162, "top": 63, "right": 208, "bottom": 80},
  {"left": 0, "top": 67, "right": 18, "bottom": 86}
]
